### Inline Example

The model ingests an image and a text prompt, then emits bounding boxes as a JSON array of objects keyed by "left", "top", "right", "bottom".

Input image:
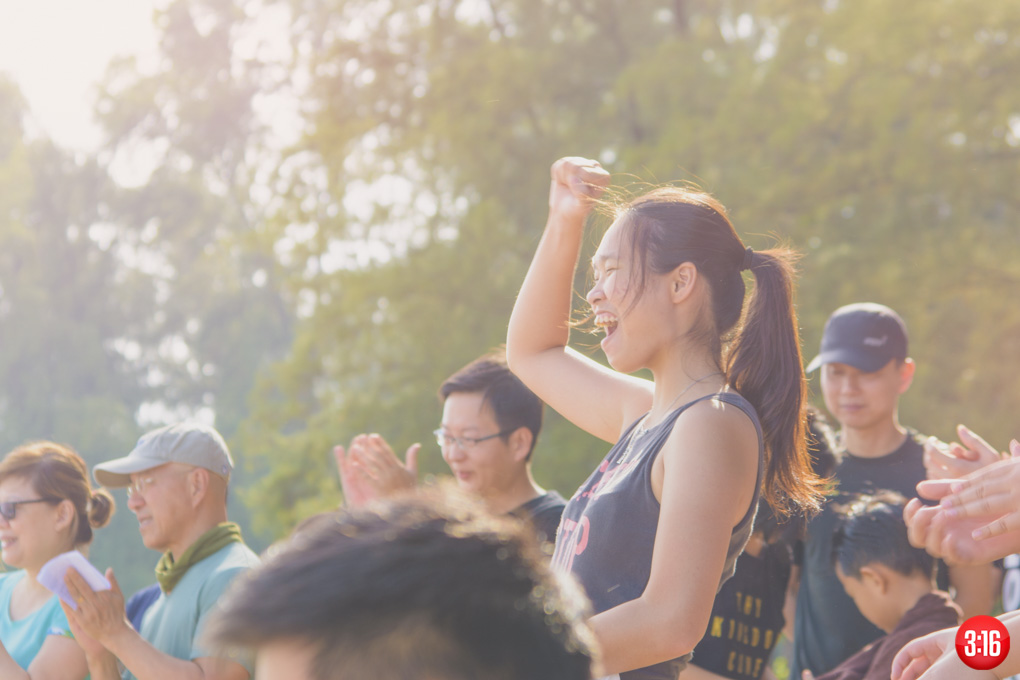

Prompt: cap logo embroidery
[{"left": 863, "top": 335, "right": 888, "bottom": 347}]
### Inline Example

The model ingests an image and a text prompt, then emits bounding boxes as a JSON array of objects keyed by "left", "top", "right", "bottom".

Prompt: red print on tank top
[{"left": 553, "top": 515, "right": 590, "bottom": 572}]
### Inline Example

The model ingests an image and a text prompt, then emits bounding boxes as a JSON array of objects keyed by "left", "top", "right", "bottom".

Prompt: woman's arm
[
  {"left": 506, "top": 157, "right": 653, "bottom": 443},
  {"left": 0, "top": 634, "right": 90, "bottom": 680},
  {"left": 588, "top": 402, "right": 759, "bottom": 673}
]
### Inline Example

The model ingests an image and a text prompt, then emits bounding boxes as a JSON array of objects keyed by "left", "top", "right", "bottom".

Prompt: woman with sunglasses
[{"left": 0, "top": 441, "right": 114, "bottom": 679}]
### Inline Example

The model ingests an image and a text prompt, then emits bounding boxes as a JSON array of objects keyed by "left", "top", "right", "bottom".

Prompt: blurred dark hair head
[{"left": 207, "top": 485, "right": 596, "bottom": 680}]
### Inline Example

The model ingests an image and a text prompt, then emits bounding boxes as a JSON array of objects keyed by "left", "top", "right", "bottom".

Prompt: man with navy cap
[
  {"left": 61, "top": 422, "right": 258, "bottom": 680},
  {"left": 790, "top": 303, "right": 994, "bottom": 680}
]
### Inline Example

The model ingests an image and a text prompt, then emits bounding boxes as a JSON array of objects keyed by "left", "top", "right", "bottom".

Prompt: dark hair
[
  {"left": 207, "top": 487, "right": 596, "bottom": 680},
  {"left": 831, "top": 491, "right": 934, "bottom": 580},
  {"left": 764, "top": 407, "right": 840, "bottom": 544},
  {"left": 0, "top": 442, "right": 115, "bottom": 546},
  {"left": 612, "top": 187, "right": 823, "bottom": 516},
  {"left": 439, "top": 350, "right": 544, "bottom": 460}
]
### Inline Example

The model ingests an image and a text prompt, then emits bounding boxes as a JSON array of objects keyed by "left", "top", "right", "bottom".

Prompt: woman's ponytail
[{"left": 726, "top": 247, "right": 825, "bottom": 517}]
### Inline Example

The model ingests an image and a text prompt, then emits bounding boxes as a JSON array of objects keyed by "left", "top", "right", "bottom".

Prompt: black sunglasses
[{"left": 0, "top": 498, "right": 60, "bottom": 521}]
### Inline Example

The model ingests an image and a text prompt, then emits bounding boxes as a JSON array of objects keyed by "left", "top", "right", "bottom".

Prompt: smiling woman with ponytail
[{"left": 507, "top": 157, "right": 823, "bottom": 680}]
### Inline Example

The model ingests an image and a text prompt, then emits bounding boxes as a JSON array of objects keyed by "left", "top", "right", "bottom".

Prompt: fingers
[
  {"left": 353, "top": 435, "right": 417, "bottom": 494},
  {"left": 904, "top": 499, "right": 947, "bottom": 557},
  {"left": 370, "top": 433, "right": 397, "bottom": 457},
  {"left": 890, "top": 629, "right": 953, "bottom": 680},
  {"left": 946, "top": 489, "right": 1012, "bottom": 520},
  {"left": 956, "top": 424, "right": 998, "bottom": 461},
  {"left": 923, "top": 436, "right": 988, "bottom": 480},
  {"left": 573, "top": 163, "right": 611, "bottom": 197},
  {"left": 940, "top": 459, "right": 1020, "bottom": 516},
  {"left": 974, "top": 511, "right": 1020, "bottom": 540},
  {"left": 904, "top": 498, "right": 927, "bottom": 548},
  {"left": 405, "top": 443, "right": 421, "bottom": 476},
  {"left": 352, "top": 434, "right": 410, "bottom": 477},
  {"left": 895, "top": 655, "right": 933, "bottom": 680},
  {"left": 335, "top": 443, "right": 371, "bottom": 507},
  {"left": 64, "top": 566, "right": 92, "bottom": 610},
  {"left": 107, "top": 569, "right": 121, "bottom": 598},
  {"left": 1011, "top": 439, "right": 1019, "bottom": 457},
  {"left": 939, "top": 457, "right": 1020, "bottom": 512},
  {"left": 917, "top": 479, "right": 954, "bottom": 501},
  {"left": 350, "top": 435, "right": 396, "bottom": 479},
  {"left": 551, "top": 157, "right": 610, "bottom": 198}
]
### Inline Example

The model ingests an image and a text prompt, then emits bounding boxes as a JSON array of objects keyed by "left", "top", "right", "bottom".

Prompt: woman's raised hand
[{"left": 548, "top": 157, "right": 611, "bottom": 223}]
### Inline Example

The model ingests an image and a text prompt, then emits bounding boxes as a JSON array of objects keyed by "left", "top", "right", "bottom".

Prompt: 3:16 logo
[{"left": 956, "top": 615, "right": 1010, "bottom": 671}]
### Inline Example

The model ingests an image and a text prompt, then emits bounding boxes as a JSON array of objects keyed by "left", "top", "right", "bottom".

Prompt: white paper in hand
[{"left": 37, "top": 550, "right": 111, "bottom": 610}]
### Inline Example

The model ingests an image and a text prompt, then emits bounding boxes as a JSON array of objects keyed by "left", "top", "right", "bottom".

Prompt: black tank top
[{"left": 552, "top": 392, "right": 765, "bottom": 680}]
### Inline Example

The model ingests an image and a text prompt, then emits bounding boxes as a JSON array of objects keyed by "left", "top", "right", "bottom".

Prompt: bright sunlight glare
[{"left": 0, "top": 0, "right": 163, "bottom": 151}]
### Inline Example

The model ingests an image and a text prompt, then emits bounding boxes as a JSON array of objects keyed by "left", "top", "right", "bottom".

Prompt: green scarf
[{"left": 155, "top": 522, "right": 244, "bottom": 593}]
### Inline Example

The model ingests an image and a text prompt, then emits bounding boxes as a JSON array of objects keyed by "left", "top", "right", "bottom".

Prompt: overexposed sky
[{"left": 0, "top": 0, "right": 162, "bottom": 151}]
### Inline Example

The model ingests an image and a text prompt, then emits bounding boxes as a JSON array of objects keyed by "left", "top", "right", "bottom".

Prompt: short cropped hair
[
  {"left": 207, "top": 487, "right": 596, "bottom": 680},
  {"left": 832, "top": 490, "right": 934, "bottom": 580},
  {"left": 439, "top": 350, "right": 544, "bottom": 459}
]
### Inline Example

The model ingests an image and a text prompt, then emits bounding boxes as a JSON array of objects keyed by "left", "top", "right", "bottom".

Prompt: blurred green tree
[
  {"left": 0, "top": 75, "right": 148, "bottom": 586},
  {"left": 239, "top": 0, "right": 1020, "bottom": 538}
]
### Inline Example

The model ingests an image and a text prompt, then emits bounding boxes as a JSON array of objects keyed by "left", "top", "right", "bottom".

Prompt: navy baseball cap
[{"left": 806, "top": 303, "right": 909, "bottom": 373}]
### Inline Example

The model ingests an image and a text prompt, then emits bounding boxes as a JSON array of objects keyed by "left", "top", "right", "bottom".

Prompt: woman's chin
[{"left": 602, "top": 343, "right": 640, "bottom": 375}]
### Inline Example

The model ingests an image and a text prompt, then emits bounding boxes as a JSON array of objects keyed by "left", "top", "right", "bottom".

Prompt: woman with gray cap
[{"left": 0, "top": 441, "right": 114, "bottom": 680}]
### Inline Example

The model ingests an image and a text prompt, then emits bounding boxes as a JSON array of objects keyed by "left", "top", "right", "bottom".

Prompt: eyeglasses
[
  {"left": 126, "top": 475, "right": 158, "bottom": 499},
  {"left": 126, "top": 477, "right": 155, "bottom": 498},
  {"left": 0, "top": 498, "right": 60, "bottom": 521},
  {"left": 125, "top": 465, "right": 191, "bottom": 499},
  {"left": 433, "top": 428, "right": 513, "bottom": 450}
]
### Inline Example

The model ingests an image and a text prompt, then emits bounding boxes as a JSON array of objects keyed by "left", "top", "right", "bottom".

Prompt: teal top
[
  {"left": 0, "top": 570, "right": 73, "bottom": 670},
  {"left": 126, "top": 542, "right": 260, "bottom": 680}
]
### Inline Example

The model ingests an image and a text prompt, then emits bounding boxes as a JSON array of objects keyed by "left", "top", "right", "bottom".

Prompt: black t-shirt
[
  {"left": 513, "top": 490, "right": 567, "bottom": 546},
  {"left": 792, "top": 430, "right": 941, "bottom": 678},
  {"left": 690, "top": 541, "right": 792, "bottom": 680}
]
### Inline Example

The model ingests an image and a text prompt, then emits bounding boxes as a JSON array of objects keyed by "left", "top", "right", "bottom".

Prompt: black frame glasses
[
  {"left": 0, "top": 498, "right": 60, "bottom": 521},
  {"left": 433, "top": 428, "right": 514, "bottom": 450}
]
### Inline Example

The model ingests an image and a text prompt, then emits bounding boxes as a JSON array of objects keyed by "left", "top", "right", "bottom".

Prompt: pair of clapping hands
[
  {"left": 906, "top": 424, "right": 1020, "bottom": 566},
  {"left": 333, "top": 434, "right": 420, "bottom": 507},
  {"left": 887, "top": 425, "right": 1020, "bottom": 680}
]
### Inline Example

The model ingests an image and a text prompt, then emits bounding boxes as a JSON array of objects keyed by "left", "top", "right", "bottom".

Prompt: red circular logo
[{"left": 956, "top": 615, "right": 1010, "bottom": 670}]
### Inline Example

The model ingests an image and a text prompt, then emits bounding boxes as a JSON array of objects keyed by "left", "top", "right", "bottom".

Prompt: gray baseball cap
[
  {"left": 806, "top": 302, "right": 909, "bottom": 373},
  {"left": 93, "top": 422, "right": 233, "bottom": 488}
]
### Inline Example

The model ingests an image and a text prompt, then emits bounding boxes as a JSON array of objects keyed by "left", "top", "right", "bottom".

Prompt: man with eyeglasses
[
  {"left": 337, "top": 351, "right": 566, "bottom": 546},
  {"left": 59, "top": 422, "right": 259, "bottom": 680}
]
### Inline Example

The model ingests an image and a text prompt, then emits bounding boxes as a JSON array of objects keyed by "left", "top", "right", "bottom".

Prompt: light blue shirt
[
  {"left": 127, "top": 542, "right": 260, "bottom": 680},
  {"left": 0, "top": 570, "right": 72, "bottom": 670}
]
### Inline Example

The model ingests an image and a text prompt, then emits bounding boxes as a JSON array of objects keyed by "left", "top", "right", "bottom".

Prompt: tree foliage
[
  {"left": 239, "top": 0, "right": 1020, "bottom": 537},
  {"left": 1, "top": 0, "right": 1017, "bottom": 548}
]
